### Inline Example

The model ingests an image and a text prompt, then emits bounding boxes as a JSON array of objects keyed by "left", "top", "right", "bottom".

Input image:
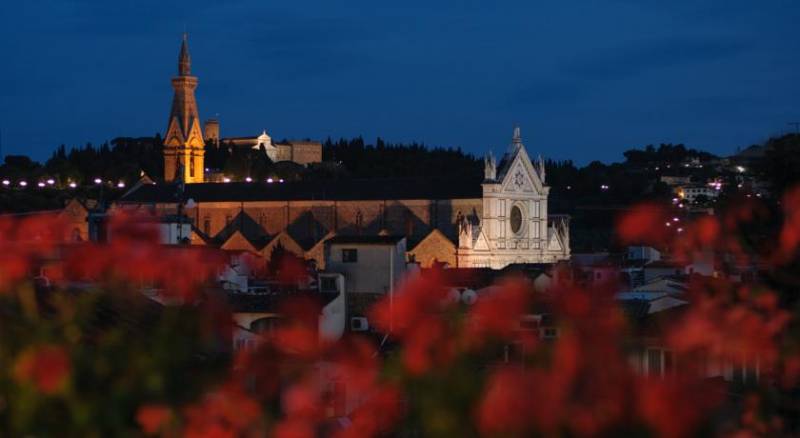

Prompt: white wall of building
[{"left": 325, "top": 240, "right": 407, "bottom": 295}]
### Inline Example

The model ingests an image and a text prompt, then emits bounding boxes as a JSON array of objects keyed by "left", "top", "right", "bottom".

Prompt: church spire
[
  {"left": 178, "top": 33, "right": 191, "bottom": 76},
  {"left": 512, "top": 125, "right": 522, "bottom": 148},
  {"left": 164, "top": 34, "right": 204, "bottom": 183}
]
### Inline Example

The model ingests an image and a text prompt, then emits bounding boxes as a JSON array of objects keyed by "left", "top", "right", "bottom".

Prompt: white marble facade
[{"left": 457, "top": 127, "right": 570, "bottom": 268}]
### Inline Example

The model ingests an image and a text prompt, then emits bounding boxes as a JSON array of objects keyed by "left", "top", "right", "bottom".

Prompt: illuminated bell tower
[{"left": 164, "top": 33, "right": 205, "bottom": 183}]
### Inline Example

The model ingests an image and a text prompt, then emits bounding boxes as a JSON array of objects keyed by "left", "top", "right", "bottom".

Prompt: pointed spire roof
[
  {"left": 512, "top": 125, "right": 523, "bottom": 149},
  {"left": 495, "top": 125, "right": 533, "bottom": 183},
  {"left": 178, "top": 33, "right": 191, "bottom": 76}
]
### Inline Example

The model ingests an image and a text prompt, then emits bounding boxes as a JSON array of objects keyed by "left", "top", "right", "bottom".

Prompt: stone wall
[
  {"left": 189, "top": 199, "right": 482, "bottom": 244},
  {"left": 289, "top": 141, "right": 323, "bottom": 165}
]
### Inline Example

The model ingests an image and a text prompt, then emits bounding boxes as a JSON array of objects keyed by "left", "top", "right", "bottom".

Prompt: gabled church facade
[{"left": 457, "top": 127, "right": 569, "bottom": 268}]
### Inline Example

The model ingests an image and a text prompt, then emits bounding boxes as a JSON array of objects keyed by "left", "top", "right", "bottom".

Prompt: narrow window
[
  {"left": 647, "top": 348, "right": 663, "bottom": 377},
  {"left": 405, "top": 211, "right": 414, "bottom": 237},
  {"left": 203, "top": 217, "right": 211, "bottom": 235},
  {"left": 355, "top": 211, "right": 363, "bottom": 232},
  {"left": 342, "top": 248, "right": 358, "bottom": 263}
]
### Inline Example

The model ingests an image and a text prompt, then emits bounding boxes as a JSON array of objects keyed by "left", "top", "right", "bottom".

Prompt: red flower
[
  {"left": 273, "top": 420, "right": 315, "bottom": 438},
  {"left": 136, "top": 404, "right": 172, "bottom": 435},
  {"left": 183, "top": 385, "right": 263, "bottom": 437},
  {"left": 464, "top": 280, "right": 532, "bottom": 349},
  {"left": 616, "top": 203, "right": 668, "bottom": 245},
  {"left": 775, "top": 185, "right": 800, "bottom": 263},
  {"left": 477, "top": 367, "right": 534, "bottom": 435},
  {"left": 13, "top": 344, "right": 70, "bottom": 394},
  {"left": 369, "top": 272, "right": 458, "bottom": 374},
  {"left": 335, "top": 384, "right": 402, "bottom": 438},
  {"left": 637, "top": 376, "right": 725, "bottom": 438}
]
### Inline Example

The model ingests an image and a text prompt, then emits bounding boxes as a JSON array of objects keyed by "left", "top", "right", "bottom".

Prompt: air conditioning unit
[
  {"left": 461, "top": 289, "right": 478, "bottom": 305},
  {"left": 350, "top": 317, "right": 369, "bottom": 332}
]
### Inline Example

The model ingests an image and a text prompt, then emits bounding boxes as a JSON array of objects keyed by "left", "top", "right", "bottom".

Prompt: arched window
[
  {"left": 71, "top": 228, "right": 82, "bottom": 242},
  {"left": 510, "top": 205, "right": 523, "bottom": 235}
]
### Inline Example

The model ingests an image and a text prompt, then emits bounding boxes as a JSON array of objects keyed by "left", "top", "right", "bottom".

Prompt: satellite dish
[
  {"left": 461, "top": 289, "right": 478, "bottom": 305},
  {"left": 185, "top": 198, "right": 196, "bottom": 209},
  {"left": 447, "top": 288, "right": 461, "bottom": 304}
]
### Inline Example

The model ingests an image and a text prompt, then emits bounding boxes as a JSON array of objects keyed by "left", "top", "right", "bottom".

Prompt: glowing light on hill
[
  {"left": 2, "top": 180, "right": 9, "bottom": 186},
  {"left": 19, "top": 181, "right": 27, "bottom": 187},
  {"left": 69, "top": 182, "right": 77, "bottom": 188},
  {"left": 94, "top": 178, "right": 102, "bottom": 184}
]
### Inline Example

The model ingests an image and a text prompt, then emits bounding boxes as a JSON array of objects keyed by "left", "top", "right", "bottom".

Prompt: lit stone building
[
  {"left": 119, "top": 127, "right": 569, "bottom": 269},
  {"left": 163, "top": 34, "right": 205, "bottom": 183},
  {"left": 218, "top": 129, "right": 322, "bottom": 166},
  {"left": 120, "top": 36, "right": 569, "bottom": 269}
]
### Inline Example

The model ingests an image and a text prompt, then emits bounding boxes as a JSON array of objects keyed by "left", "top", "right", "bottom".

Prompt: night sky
[{"left": 1, "top": 0, "right": 798, "bottom": 164}]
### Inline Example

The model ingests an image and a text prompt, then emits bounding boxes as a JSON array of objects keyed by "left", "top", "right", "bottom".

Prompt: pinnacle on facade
[
  {"left": 512, "top": 125, "right": 522, "bottom": 148},
  {"left": 178, "top": 32, "right": 191, "bottom": 76}
]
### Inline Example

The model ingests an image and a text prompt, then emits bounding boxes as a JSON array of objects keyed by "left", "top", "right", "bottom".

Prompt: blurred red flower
[
  {"left": 464, "top": 280, "right": 531, "bottom": 348},
  {"left": 477, "top": 367, "right": 534, "bottom": 435},
  {"left": 136, "top": 404, "right": 172, "bottom": 435},
  {"left": 13, "top": 344, "right": 70, "bottom": 394},
  {"left": 616, "top": 203, "right": 668, "bottom": 245},
  {"left": 775, "top": 185, "right": 800, "bottom": 263},
  {"left": 183, "top": 385, "right": 263, "bottom": 437},
  {"left": 637, "top": 376, "right": 725, "bottom": 438}
]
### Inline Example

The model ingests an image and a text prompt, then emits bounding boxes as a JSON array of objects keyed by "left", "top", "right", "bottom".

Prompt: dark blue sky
[{"left": 1, "top": 0, "right": 798, "bottom": 164}]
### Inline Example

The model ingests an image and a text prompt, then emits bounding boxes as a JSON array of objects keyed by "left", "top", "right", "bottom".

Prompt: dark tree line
[
  {"left": 322, "top": 137, "right": 483, "bottom": 183},
  {"left": 623, "top": 143, "right": 717, "bottom": 166},
  {"left": 43, "top": 136, "right": 164, "bottom": 184}
]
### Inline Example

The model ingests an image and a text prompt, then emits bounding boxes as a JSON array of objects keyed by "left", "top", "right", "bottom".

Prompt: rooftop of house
[
  {"left": 227, "top": 290, "right": 338, "bottom": 313},
  {"left": 326, "top": 235, "right": 406, "bottom": 245}
]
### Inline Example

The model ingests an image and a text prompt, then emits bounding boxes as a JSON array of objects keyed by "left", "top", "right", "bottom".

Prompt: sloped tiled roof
[
  {"left": 221, "top": 230, "right": 260, "bottom": 253},
  {"left": 326, "top": 235, "right": 405, "bottom": 245}
]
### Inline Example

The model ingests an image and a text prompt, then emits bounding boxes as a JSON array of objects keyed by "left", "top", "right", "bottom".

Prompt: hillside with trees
[{"left": 2, "top": 133, "right": 796, "bottom": 253}]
